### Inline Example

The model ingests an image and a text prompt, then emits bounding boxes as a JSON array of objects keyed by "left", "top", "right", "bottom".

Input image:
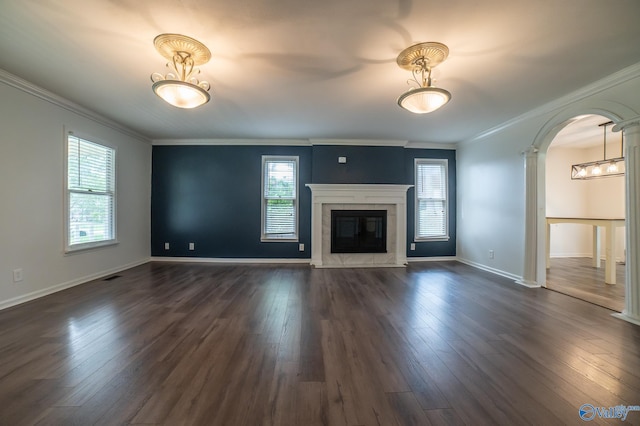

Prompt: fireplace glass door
[{"left": 331, "top": 210, "right": 387, "bottom": 253}]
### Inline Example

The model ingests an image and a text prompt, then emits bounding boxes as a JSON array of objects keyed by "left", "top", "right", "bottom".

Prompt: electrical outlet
[
  {"left": 410, "top": 243, "right": 416, "bottom": 251},
  {"left": 13, "top": 268, "right": 23, "bottom": 282},
  {"left": 489, "top": 250, "right": 495, "bottom": 259},
  {"left": 164, "top": 242, "right": 170, "bottom": 250},
  {"left": 299, "top": 243, "right": 305, "bottom": 252},
  {"left": 189, "top": 242, "right": 195, "bottom": 250}
]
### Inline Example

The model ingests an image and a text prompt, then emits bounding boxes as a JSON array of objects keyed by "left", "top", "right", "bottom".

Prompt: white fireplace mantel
[{"left": 306, "top": 184, "right": 412, "bottom": 267}]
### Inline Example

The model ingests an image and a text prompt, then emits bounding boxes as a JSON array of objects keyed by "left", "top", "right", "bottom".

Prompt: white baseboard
[
  {"left": 152, "top": 256, "right": 457, "bottom": 268},
  {"left": 407, "top": 256, "right": 458, "bottom": 263},
  {"left": 456, "top": 258, "right": 526, "bottom": 285},
  {"left": 612, "top": 312, "right": 640, "bottom": 327},
  {"left": 550, "top": 253, "right": 626, "bottom": 262},
  {"left": 313, "top": 263, "right": 407, "bottom": 269},
  {"left": 150, "top": 256, "right": 311, "bottom": 264},
  {"left": 0, "top": 257, "right": 151, "bottom": 311},
  {"left": 549, "top": 253, "right": 591, "bottom": 258},
  {"left": 514, "top": 279, "right": 542, "bottom": 288}
]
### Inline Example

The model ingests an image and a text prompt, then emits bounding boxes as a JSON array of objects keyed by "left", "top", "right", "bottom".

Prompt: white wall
[
  {"left": 456, "top": 121, "right": 536, "bottom": 278},
  {"left": 545, "top": 144, "right": 626, "bottom": 260},
  {"left": 545, "top": 146, "right": 592, "bottom": 257},
  {"left": 457, "top": 66, "right": 640, "bottom": 280},
  {"left": 0, "top": 79, "right": 151, "bottom": 309},
  {"left": 584, "top": 142, "right": 626, "bottom": 261}
]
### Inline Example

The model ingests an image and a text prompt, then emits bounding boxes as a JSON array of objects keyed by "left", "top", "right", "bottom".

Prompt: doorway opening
[{"left": 544, "top": 114, "right": 626, "bottom": 311}]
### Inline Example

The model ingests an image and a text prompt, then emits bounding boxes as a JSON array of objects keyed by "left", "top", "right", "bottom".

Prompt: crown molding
[
  {"left": 461, "top": 61, "right": 640, "bottom": 146},
  {"left": 152, "top": 138, "right": 458, "bottom": 149},
  {"left": 0, "top": 68, "right": 150, "bottom": 144},
  {"left": 152, "top": 138, "right": 311, "bottom": 146},
  {"left": 405, "top": 141, "right": 456, "bottom": 150},
  {"left": 153, "top": 138, "right": 415, "bottom": 147},
  {"left": 309, "top": 139, "right": 408, "bottom": 147}
]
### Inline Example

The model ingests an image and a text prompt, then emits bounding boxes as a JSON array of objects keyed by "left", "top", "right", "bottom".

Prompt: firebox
[{"left": 331, "top": 210, "right": 387, "bottom": 253}]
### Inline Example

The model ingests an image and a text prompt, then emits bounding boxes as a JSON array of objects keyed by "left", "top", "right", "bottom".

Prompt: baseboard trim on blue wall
[
  {"left": 150, "top": 256, "right": 311, "bottom": 264},
  {"left": 407, "top": 256, "right": 458, "bottom": 262},
  {"left": 0, "top": 257, "right": 151, "bottom": 311},
  {"left": 153, "top": 256, "right": 460, "bottom": 265}
]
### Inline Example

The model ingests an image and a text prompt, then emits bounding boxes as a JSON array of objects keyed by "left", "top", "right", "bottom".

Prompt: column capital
[{"left": 612, "top": 115, "right": 640, "bottom": 132}]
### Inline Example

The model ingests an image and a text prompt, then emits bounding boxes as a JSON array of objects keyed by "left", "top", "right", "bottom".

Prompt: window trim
[
  {"left": 414, "top": 158, "right": 450, "bottom": 242},
  {"left": 64, "top": 130, "right": 117, "bottom": 253},
  {"left": 261, "top": 155, "right": 299, "bottom": 242}
]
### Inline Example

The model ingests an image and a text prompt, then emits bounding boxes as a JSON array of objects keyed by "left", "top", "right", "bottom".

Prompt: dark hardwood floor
[
  {"left": 546, "top": 257, "right": 626, "bottom": 312},
  {"left": 1, "top": 261, "right": 639, "bottom": 425}
]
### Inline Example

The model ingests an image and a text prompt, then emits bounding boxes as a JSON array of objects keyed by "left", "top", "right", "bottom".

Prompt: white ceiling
[
  {"left": 1, "top": 0, "right": 640, "bottom": 145},
  {"left": 551, "top": 114, "right": 616, "bottom": 149}
]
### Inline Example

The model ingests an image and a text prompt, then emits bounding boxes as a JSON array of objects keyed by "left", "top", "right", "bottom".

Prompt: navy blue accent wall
[
  {"left": 405, "top": 149, "right": 457, "bottom": 257},
  {"left": 312, "top": 145, "right": 405, "bottom": 184},
  {"left": 151, "top": 144, "right": 455, "bottom": 259},
  {"left": 151, "top": 145, "right": 312, "bottom": 258}
]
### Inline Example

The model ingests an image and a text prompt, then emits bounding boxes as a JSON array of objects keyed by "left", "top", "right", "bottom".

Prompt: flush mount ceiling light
[
  {"left": 396, "top": 42, "right": 451, "bottom": 114},
  {"left": 571, "top": 121, "right": 625, "bottom": 180},
  {"left": 150, "top": 34, "right": 211, "bottom": 109}
]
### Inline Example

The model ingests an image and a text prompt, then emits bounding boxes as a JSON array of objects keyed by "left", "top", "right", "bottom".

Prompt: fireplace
[
  {"left": 331, "top": 210, "right": 387, "bottom": 253},
  {"left": 306, "top": 184, "right": 412, "bottom": 267}
]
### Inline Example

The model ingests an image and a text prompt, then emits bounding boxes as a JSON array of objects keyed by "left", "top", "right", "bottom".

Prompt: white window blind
[
  {"left": 66, "top": 134, "right": 115, "bottom": 250},
  {"left": 262, "top": 157, "right": 298, "bottom": 240},
  {"left": 415, "top": 159, "right": 448, "bottom": 239}
]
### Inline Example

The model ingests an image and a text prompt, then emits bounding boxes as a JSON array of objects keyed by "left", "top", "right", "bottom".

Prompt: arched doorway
[
  {"left": 521, "top": 102, "right": 640, "bottom": 325},
  {"left": 544, "top": 115, "right": 625, "bottom": 311}
]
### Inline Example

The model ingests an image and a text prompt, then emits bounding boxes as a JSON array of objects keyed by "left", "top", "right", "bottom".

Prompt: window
[
  {"left": 415, "top": 159, "right": 449, "bottom": 240},
  {"left": 65, "top": 133, "right": 116, "bottom": 251},
  {"left": 262, "top": 156, "right": 298, "bottom": 241}
]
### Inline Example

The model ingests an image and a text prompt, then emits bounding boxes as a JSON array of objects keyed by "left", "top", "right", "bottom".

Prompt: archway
[
  {"left": 544, "top": 115, "right": 625, "bottom": 310},
  {"left": 522, "top": 101, "right": 640, "bottom": 325}
]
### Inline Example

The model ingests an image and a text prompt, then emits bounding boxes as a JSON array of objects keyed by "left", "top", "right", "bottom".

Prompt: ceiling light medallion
[
  {"left": 151, "top": 34, "right": 211, "bottom": 109},
  {"left": 571, "top": 121, "right": 625, "bottom": 180},
  {"left": 396, "top": 42, "right": 451, "bottom": 114}
]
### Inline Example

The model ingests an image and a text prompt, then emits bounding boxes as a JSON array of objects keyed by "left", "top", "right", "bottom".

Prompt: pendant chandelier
[
  {"left": 396, "top": 42, "right": 451, "bottom": 114},
  {"left": 150, "top": 34, "right": 211, "bottom": 109},
  {"left": 571, "top": 121, "right": 625, "bottom": 180}
]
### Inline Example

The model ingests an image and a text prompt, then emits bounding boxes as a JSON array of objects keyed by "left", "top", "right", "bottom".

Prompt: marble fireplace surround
[{"left": 306, "top": 184, "right": 412, "bottom": 267}]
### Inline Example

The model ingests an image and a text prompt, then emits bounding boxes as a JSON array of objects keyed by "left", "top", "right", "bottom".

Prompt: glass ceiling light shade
[
  {"left": 571, "top": 121, "right": 625, "bottom": 180},
  {"left": 397, "top": 87, "right": 451, "bottom": 114},
  {"left": 396, "top": 42, "right": 451, "bottom": 114},
  {"left": 151, "top": 34, "right": 211, "bottom": 109}
]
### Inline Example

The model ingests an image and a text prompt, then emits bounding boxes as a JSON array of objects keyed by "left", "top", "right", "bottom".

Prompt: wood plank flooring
[
  {"left": 0, "top": 261, "right": 639, "bottom": 425},
  {"left": 546, "top": 257, "right": 626, "bottom": 312}
]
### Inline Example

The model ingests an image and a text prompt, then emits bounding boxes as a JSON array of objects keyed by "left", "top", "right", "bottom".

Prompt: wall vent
[{"left": 103, "top": 275, "right": 122, "bottom": 281}]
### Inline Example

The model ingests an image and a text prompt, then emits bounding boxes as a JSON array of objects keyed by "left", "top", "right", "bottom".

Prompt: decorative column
[
  {"left": 519, "top": 147, "right": 541, "bottom": 287},
  {"left": 613, "top": 118, "right": 640, "bottom": 326}
]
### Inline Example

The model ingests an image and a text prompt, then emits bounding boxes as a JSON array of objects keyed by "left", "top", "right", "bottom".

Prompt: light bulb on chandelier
[{"left": 571, "top": 121, "right": 625, "bottom": 180}]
